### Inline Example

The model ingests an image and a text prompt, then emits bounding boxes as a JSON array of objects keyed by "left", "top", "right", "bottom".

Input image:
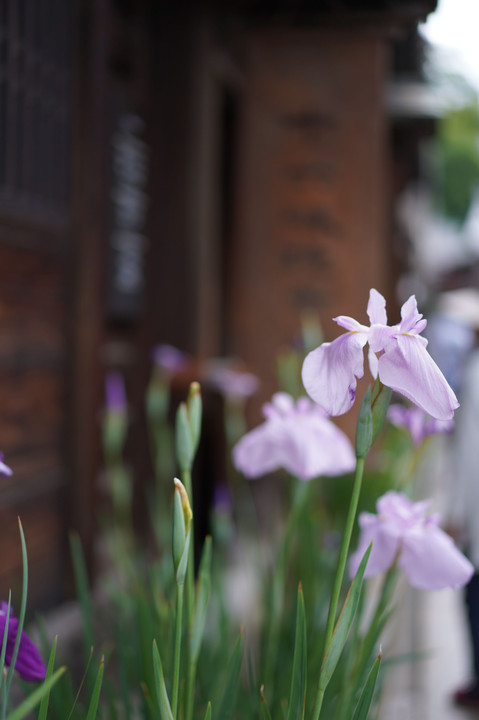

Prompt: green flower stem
[
  {"left": 312, "top": 455, "right": 366, "bottom": 720},
  {"left": 172, "top": 582, "right": 184, "bottom": 720},
  {"left": 182, "top": 468, "right": 195, "bottom": 720},
  {"left": 263, "top": 480, "right": 309, "bottom": 703}
]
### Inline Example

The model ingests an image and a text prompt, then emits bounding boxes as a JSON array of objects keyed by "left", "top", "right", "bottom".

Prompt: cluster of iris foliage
[{"left": 0, "top": 289, "right": 470, "bottom": 719}]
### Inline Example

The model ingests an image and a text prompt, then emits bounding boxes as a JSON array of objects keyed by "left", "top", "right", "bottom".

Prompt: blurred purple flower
[
  {"left": 213, "top": 483, "right": 234, "bottom": 513},
  {"left": 105, "top": 371, "right": 127, "bottom": 412},
  {"left": 349, "top": 491, "right": 474, "bottom": 590},
  {"left": 387, "top": 404, "right": 454, "bottom": 447},
  {"left": 152, "top": 344, "right": 189, "bottom": 374},
  {"left": 302, "top": 289, "right": 459, "bottom": 420},
  {"left": 232, "top": 392, "right": 355, "bottom": 481},
  {"left": 209, "top": 367, "right": 259, "bottom": 399},
  {"left": 0, "top": 602, "right": 46, "bottom": 681},
  {"left": 0, "top": 452, "right": 12, "bottom": 477}
]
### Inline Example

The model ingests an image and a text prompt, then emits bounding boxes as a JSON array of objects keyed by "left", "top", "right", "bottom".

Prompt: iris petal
[
  {"left": 302, "top": 332, "right": 367, "bottom": 416},
  {"left": 400, "top": 525, "right": 474, "bottom": 590},
  {"left": 367, "top": 289, "right": 388, "bottom": 325},
  {"left": 232, "top": 421, "right": 285, "bottom": 478},
  {"left": 377, "top": 334, "right": 459, "bottom": 420},
  {"left": 233, "top": 395, "right": 355, "bottom": 480},
  {"left": 283, "top": 415, "right": 356, "bottom": 479},
  {"left": 349, "top": 514, "right": 400, "bottom": 578}
]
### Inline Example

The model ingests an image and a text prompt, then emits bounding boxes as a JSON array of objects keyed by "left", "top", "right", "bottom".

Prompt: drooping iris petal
[
  {"left": 283, "top": 413, "right": 356, "bottom": 479},
  {"left": 232, "top": 421, "right": 286, "bottom": 479},
  {"left": 349, "top": 513, "right": 401, "bottom": 578},
  {"left": 232, "top": 394, "right": 355, "bottom": 481},
  {"left": 400, "top": 523, "right": 474, "bottom": 590},
  {"left": 349, "top": 491, "right": 473, "bottom": 591},
  {"left": 302, "top": 332, "right": 367, "bottom": 416},
  {"left": 377, "top": 334, "right": 459, "bottom": 420}
]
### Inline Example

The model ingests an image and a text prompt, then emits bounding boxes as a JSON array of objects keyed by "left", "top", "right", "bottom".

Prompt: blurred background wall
[{"left": 0, "top": 0, "right": 438, "bottom": 608}]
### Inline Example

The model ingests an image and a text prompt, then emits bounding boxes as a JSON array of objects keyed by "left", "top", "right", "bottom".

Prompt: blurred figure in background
[{"left": 438, "top": 288, "right": 479, "bottom": 707}]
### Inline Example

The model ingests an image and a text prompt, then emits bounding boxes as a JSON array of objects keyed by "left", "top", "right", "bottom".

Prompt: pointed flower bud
[
  {"left": 187, "top": 382, "right": 202, "bottom": 456},
  {"left": 172, "top": 478, "right": 193, "bottom": 585},
  {"left": 103, "top": 372, "right": 128, "bottom": 462},
  {"left": 175, "top": 383, "right": 203, "bottom": 472}
]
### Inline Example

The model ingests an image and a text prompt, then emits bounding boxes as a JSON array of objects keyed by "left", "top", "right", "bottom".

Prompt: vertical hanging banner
[{"left": 106, "top": 111, "right": 149, "bottom": 321}]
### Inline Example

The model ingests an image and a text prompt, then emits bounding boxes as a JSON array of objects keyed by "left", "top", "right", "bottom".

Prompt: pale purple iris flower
[
  {"left": 232, "top": 392, "right": 355, "bottom": 481},
  {"left": 152, "top": 344, "right": 189, "bottom": 375},
  {"left": 302, "top": 289, "right": 459, "bottom": 421},
  {"left": 349, "top": 491, "right": 473, "bottom": 590},
  {"left": 208, "top": 367, "right": 259, "bottom": 399},
  {"left": 387, "top": 403, "right": 454, "bottom": 447},
  {"left": 0, "top": 603, "right": 46, "bottom": 681},
  {"left": 105, "top": 371, "right": 127, "bottom": 413},
  {"left": 0, "top": 452, "right": 12, "bottom": 477}
]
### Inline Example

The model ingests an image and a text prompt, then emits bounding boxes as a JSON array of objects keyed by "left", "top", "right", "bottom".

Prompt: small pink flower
[
  {"left": 387, "top": 404, "right": 454, "bottom": 447},
  {"left": 349, "top": 491, "right": 473, "bottom": 590},
  {"left": 232, "top": 392, "right": 355, "bottom": 481},
  {"left": 302, "top": 289, "right": 458, "bottom": 420}
]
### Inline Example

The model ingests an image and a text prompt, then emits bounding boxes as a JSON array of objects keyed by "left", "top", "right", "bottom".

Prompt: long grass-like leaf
[
  {"left": 287, "top": 584, "right": 307, "bottom": 720},
  {"left": 152, "top": 641, "right": 174, "bottom": 720},
  {"left": 69, "top": 533, "right": 95, "bottom": 661},
  {"left": 67, "top": 647, "right": 94, "bottom": 720},
  {"left": 203, "top": 702, "right": 211, "bottom": 720},
  {"left": 5, "top": 520, "right": 29, "bottom": 707},
  {"left": 5, "top": 668, "right": 65, "bottom": 720},
  {"left": 351, "top": 652, "right": 381, "bottom": 720},
  {"left": 216, "top": 631, "right": 245, "bottom": 720},
  {"left": 85, "top": 656, "right": 104, "bottom": 720},
  {"left": 260, "top": 686, "right": 272, "bottom": 720},
  {"left": 319, "top": 544, "right": 371, "bottom": 695},
  {"left": 38, "top": 635, "right": 58, "bottom": 720}
]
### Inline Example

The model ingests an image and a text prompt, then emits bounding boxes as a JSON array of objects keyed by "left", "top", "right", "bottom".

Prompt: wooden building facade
[{"left": 0, "top": 0, "right": 436, "bottom": 607}]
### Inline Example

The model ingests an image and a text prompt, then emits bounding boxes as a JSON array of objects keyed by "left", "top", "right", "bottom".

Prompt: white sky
[{"left": 420, "top": 0, "right": 479, "bottom": 91}]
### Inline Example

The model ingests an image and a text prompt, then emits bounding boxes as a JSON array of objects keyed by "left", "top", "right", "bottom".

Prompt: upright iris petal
[
  {"left": 232, "top": 392, "right": 355, "bottom": 481},
  {"left": 302, "top": 289, "right": 459, "bottom": 421},
  {"left": 0, "top": 603, "right": 46, "bottom": 682},
  {"left": 349, "top": 491, "right": 473, "bottom": 590}
]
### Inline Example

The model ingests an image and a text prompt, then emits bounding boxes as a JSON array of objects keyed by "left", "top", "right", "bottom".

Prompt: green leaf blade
[
  {"left": 216, "top": 632, "right": 245, "bottom": 720},
  {"left": 287, "top": 584, "right": 307, "bottom": 720},
  {"left": 319, "top": 543, "right": 372, "bottom": 694},
  {"left": 352, "top": 652, "right": 381, "bottom": 720},
  {"left": 152, "top": 640, "right": 174, "bottom": 720},
  {"left": 5, "top": 667, "right": 65, "bottom": 720},
  {"left": 85, "top": 656, "right": 105, "bottom": 720}
]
